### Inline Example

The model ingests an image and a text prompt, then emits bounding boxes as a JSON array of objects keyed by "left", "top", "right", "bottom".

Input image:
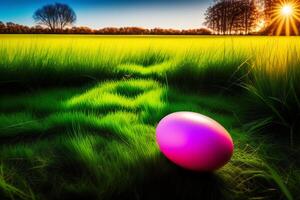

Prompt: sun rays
[{"left": 269, "top": 0, "right": 300, "bottom": 35}]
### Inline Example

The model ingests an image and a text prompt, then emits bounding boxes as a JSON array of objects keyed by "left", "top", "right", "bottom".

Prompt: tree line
[
  {"left": 0, "top": 22, "right": 211, "bottom": 35},
  {"left": 3, "top": 1, "right": 298, "bottom": 35},
  {"left": 0, "top": 2, "right": 211, "bottom": 35}
]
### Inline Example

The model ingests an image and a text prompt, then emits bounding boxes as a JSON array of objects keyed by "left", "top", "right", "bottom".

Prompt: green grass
[{"left": 0, "top": 35, "right": 299, "bottom": 200}]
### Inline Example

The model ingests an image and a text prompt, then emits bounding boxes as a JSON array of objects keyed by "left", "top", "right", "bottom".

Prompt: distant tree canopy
[
  {"left": 33, "top": 3, "right": 76, "bottom": 31},
  {"left": 204, "top": 0, "right": 260, "bottom": 35},
  {"left": 0, "top": 21, "right": 5, "bottom": 29},
  {"left": 0, "top": 22, "right": 212, "bottom": 35}
]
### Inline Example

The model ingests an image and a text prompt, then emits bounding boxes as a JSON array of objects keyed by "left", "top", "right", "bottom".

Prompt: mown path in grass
[{"left": 0, "top": 73, "right": 294, "bottom": 200}]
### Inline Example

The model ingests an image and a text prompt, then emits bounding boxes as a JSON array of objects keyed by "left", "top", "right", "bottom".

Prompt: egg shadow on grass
[{"left": 118, "top": 155, "right": 226, "bottom": 200}]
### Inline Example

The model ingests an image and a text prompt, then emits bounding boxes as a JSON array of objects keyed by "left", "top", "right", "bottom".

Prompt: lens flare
[
  {"left": 269, "top": 0, "right": 300, "bottom": 35},
  {"left": 281, "top": 4, "right": 293, "bottom": 16}
]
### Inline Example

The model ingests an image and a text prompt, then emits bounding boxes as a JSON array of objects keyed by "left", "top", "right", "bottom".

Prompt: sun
[
  {"left": 281, "top": 4, "right": 293, "bottom": 16},
  {"left": 269, "top": 0, "right": 300, "bottom": 35}
]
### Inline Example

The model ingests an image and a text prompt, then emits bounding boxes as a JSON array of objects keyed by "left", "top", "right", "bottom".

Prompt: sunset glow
[
  {"left": 255, "top": 19, "right": 266, "bottom": 32},
  {"left": 269, "top": 0, "right": 300, "bottom": 35}
]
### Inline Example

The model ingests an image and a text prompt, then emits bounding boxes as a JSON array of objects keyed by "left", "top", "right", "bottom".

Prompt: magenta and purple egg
[{"left": 156, "top": 112, "right": 234, "bottom": 171}]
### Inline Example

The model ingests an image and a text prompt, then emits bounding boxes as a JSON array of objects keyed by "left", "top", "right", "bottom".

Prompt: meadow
[{"left": 0, "top": 35, "right": 299, "bottom": 200}]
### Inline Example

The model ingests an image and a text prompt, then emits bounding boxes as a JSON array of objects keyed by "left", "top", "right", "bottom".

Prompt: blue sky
[{"left": 0, "top": 0, "right": 212, "bottom": 29}]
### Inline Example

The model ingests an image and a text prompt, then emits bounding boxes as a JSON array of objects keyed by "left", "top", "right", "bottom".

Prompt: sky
[{"left": 0, "top": 0, "right": 212, "bottom": 29}]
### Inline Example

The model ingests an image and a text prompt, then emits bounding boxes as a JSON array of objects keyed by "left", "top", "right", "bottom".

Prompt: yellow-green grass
[
  {"left": 0, "top": 35, "right": 297, "bottom": 86},
  {"left": 0, "top": 35, "right": 299, "bottom": 141},
  {"left": 0, "top": 35, "right": 299, "bottom": 200}
]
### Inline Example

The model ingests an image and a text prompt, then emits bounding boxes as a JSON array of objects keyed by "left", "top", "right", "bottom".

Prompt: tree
[
  {"left": 204, "top": 0, "right": 259, "bottom": 35},
  {"left": 33, "top": 3, "right": 76, "bottom": 31},
  {"left": 0, "top": 21, "right": 5, "bottom": 33}
]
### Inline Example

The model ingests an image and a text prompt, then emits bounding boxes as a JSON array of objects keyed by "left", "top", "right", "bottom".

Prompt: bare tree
[
  {"left": 204, "top": 0, "right": 259, "bottom": 34},
  {"left": 33, "top": 3, "right": 76, "bottom": 31}
]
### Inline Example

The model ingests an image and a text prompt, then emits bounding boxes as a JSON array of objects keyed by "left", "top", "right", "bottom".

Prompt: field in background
[{"left": 0, "top": 35, "right": 299, "bottom": 200}]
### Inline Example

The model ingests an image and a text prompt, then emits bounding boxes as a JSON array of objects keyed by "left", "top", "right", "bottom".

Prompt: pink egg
[{"left": 156, "top": 112, "right": 234, "bottom": 171}]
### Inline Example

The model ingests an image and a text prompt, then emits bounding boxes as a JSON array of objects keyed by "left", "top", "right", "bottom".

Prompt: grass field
[{"left": 0, "top": 35, "right": 299, "bottom": 200}]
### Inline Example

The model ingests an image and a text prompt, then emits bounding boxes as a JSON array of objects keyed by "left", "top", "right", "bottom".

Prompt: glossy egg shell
[{"left": 156, "top": 112, "right": 234, "bottom": 171}]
